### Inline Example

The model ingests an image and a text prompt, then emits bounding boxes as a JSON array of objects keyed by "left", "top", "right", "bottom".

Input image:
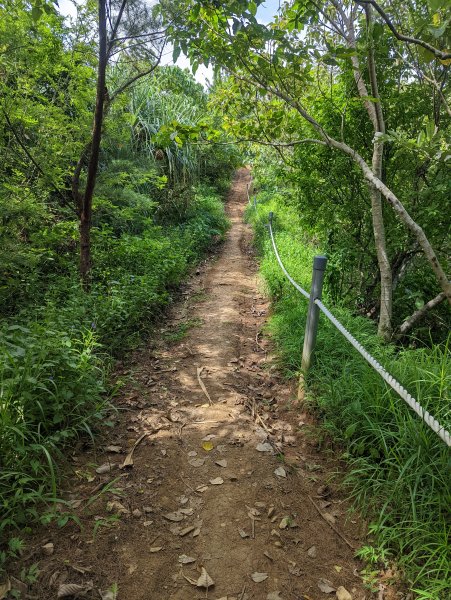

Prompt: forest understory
[
  {"left": 4, "top": 169, "right": 397, "bottom": 600},
  {"left": 1, "top": 1, "right": 450, "bottom": 599}
]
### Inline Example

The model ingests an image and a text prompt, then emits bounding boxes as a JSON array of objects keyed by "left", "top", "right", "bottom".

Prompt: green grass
[
  {"left": 163, "top": 318, "right": 203, "bottom": 342},
  {"left": 247, "top": 188, "right": 451, "bottom": 598}
]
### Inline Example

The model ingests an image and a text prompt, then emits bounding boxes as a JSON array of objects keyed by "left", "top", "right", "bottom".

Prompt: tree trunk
[
  {"left": 370, "top": 181, "right": 392, "bottom": 339},
  {"left": 80, "top": 215, "right": 91, "bottom": 284},
  {"left": 79, "top": 0, "right": 107, "bottom": 289},
  {"left": 346, "top": 4, "right": 393, "bottom": 339}
]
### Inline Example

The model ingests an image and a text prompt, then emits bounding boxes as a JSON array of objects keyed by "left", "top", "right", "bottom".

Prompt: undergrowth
[
  {"left": 0, "top": 183, "right": 229, "bottom": 569},
  {"left": 247, "top": 189, "right": 451, "bottom": 598}
]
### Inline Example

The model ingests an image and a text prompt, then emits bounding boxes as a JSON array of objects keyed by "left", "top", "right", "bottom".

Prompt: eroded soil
[{"left": 11, "top": 169, "right": 378, "bottom": 600}]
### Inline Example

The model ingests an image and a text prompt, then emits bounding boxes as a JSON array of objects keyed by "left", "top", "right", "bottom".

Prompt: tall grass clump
[{"left": 247, "top": 185, "right": 451, "bottom": 598}]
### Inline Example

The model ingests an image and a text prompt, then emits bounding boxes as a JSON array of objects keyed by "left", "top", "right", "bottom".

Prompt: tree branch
[
  {"left": 355, "top": 0, "right": 451, "bottom": 60},
  {"left": 397, "top": 292, "right": 447, "bottom": 336},
  {"left": 3, "top": 109, "right": 74, "bottom": 210}
]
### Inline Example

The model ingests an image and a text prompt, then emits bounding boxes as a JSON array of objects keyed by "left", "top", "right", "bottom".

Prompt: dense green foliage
[
  {"left": 0, "top": 0, "right": 240, "bottom": 568},
  {"left": 167, "top": 0, "right": 451, "bottom": 340},
  {"left": 247, "top": 167, "right": 450, "bottom": 597}
]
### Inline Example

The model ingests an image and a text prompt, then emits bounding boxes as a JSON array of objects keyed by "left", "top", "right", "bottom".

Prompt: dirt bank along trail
[{"left": 19, "top": 169, "right": 382, "bottom": 600}]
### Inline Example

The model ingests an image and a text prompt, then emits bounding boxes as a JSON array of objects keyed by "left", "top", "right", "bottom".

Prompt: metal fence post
[{"left": 301, "top": 255, "right": 327, "bottom": 374}]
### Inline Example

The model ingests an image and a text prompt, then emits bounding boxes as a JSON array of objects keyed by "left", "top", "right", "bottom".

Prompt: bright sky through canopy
[{"left": 57, "top": 0, "right": 281, "bottom": 85}]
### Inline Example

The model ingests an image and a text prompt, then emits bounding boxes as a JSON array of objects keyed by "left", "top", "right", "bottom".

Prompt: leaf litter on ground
[
  {"left": 184, "top": 567, "right": 214, "bottom": 589},
  {"left": 209, "top": 477, "right": 224, "bottom": 485},
  {"left": 251, "top": 572, "right": 268, "bottom": 583},
  {"left": 188, "top": 457, "right": 205, "bottom": 467},
  {"left": 256, "top": 442, "right": 272, "bottom": 452},
  {"left": 274, "top": 466, "right": 286, "bottom": 478},
  {"left": 57, "top": 582, "right": 93, "bottom": 598},
  {"left": 178, "top": 554, "right": 196, "bottom": 564},
  {"left": 318, "top": 578, "right": 336, "bottom": 593}
]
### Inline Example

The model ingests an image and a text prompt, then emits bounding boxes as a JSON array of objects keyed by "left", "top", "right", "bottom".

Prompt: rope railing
[
  {"left": 266, "top": 211, "right": 451, "bottom": 448},
  {"left": 246, "top": 182, "right": 257, "bottom": 209}
]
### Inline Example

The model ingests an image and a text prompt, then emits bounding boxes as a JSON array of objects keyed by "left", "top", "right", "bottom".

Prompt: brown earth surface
[{"left": 10, "top": 169, "right": 389, "bottom": 600}]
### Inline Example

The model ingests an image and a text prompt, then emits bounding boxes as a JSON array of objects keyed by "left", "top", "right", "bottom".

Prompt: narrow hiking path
[{"left": 19, "top": 169, "right": 380, "bottom": 600}]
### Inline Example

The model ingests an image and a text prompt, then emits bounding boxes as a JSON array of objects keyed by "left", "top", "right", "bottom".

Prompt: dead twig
[
  {"left": 308, "top": 495, "right": 354, "bottom": 550},
  {"left": 179, "top": 474, "right": 201, "bottom": 496},
  {"left": 120, "top": 431, "right": 153, "bottom": 468},
  {"left": 197, "top": 366, "right": 213, "bottom": 404}
]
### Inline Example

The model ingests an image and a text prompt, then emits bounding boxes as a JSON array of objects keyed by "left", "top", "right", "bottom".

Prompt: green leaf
[
  {"left": 172, "top": 43, "right": 181, "bottom": 63},
  {"left": 31, "top": 5, "right": 43, "bottom": 21}
]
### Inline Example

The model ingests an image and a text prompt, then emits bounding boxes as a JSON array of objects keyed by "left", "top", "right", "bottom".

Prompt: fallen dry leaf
[
  {"left": 251, "top": 572, "right": 268, "bottom": 583},
  {"left": 274, "top": 466, "right": 286, "bottom": 478},
  {"left": 256, "top": 442, "right": 272, "bottom": 452},
  {"left": 164, "top": 511, "right": 184, "bottom": 522},
  {"left": 187, "top": 451, "right": 197, "bottom": 457},
  {"left": 42, "top": 542, "right": 54, "bottom": 555},
  {"left": 336, "top": 586, "right": 352, "bottom": 600},
  {"left": 57, "top": 582, "right": 93, "bottom": 598},
  {"left": 149, "top": 547, "right": 162, "bottom": 553},
  {"left": 188, "top": 458, "right": 205, "bottom": 467},
  {"left": 0, "top": 578, "right": 11, "bottom": 600},
  {"left": 196, "top": 484, "right": 209, "bottom": 492},
  {"left": 105, "top": 445, "right": 122, "bottom": 453},
  {"left": 267, "top": 593, "right": 283, "bottom": 600},
  {"left": 307, "top": 546, "right": 317, "bottom": 558},
  {"left": 106, "top": 500, "right": 129, "bottom": 515},
  {"left": 238, "top": 528, "right": 249, "bottom": 538},
  {"left": 215, "top": 459, "right": 227, "bottom": 468},
  {"left": 209, "top": 477, "right": 224, "bottom": 485},
  {"left": 179, "top": 526, "right": 196, "bottom": 537},
  {"left": 96, "top": 463, "right": 114, "bottom": 474},
  {"left": 202, "top": 441, "right": 214, "bottom": 452},
  {"left": 318, "top": 578, "right": 336, "bottom": 593},
  {"left": 279, "top": 516, "right": 290, "bottom": 529},
  {"left": 334, "top": 565, "right": 342, "bottom": 573},
  {"left": 197, "top": 567, "right": 215, "bottom": 588},
  {"left": 120, "top": 433, "right": 149, "bottom": 469},
  {"left": 180, "top": 508, "right": 194, "bottom": 515},
  {"left": 178, "top": 554, "right": 196, "bottom": 564}
]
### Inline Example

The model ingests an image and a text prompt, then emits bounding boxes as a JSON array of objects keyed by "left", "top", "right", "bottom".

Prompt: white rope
[
  {"left": 246, "top": 182, "right": 251, "bottom": 204},
  {"left": 315, "top": 300, "right": 451, "bottom": 447},
  {"left": 268, "top": 220, "right": 310, "bottom": 300},
  {"left": 268, "top": 217, "right": 451, "bottom": 447}
]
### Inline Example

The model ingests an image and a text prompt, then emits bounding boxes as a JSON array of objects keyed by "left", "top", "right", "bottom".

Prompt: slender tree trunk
[
  {"left": 79, "top": 0, "right": 107, "bottom": 289},
  {"left": 345, "top": 4, "right": 393, "bottom": 339},
  {"left": 370, "top": 141, "right": 392, "bottom": 339}
]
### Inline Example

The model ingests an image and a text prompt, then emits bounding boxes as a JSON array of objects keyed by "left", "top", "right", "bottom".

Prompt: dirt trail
[{"left": 23, "top": 169, "right": 374, "bottom": 600}]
